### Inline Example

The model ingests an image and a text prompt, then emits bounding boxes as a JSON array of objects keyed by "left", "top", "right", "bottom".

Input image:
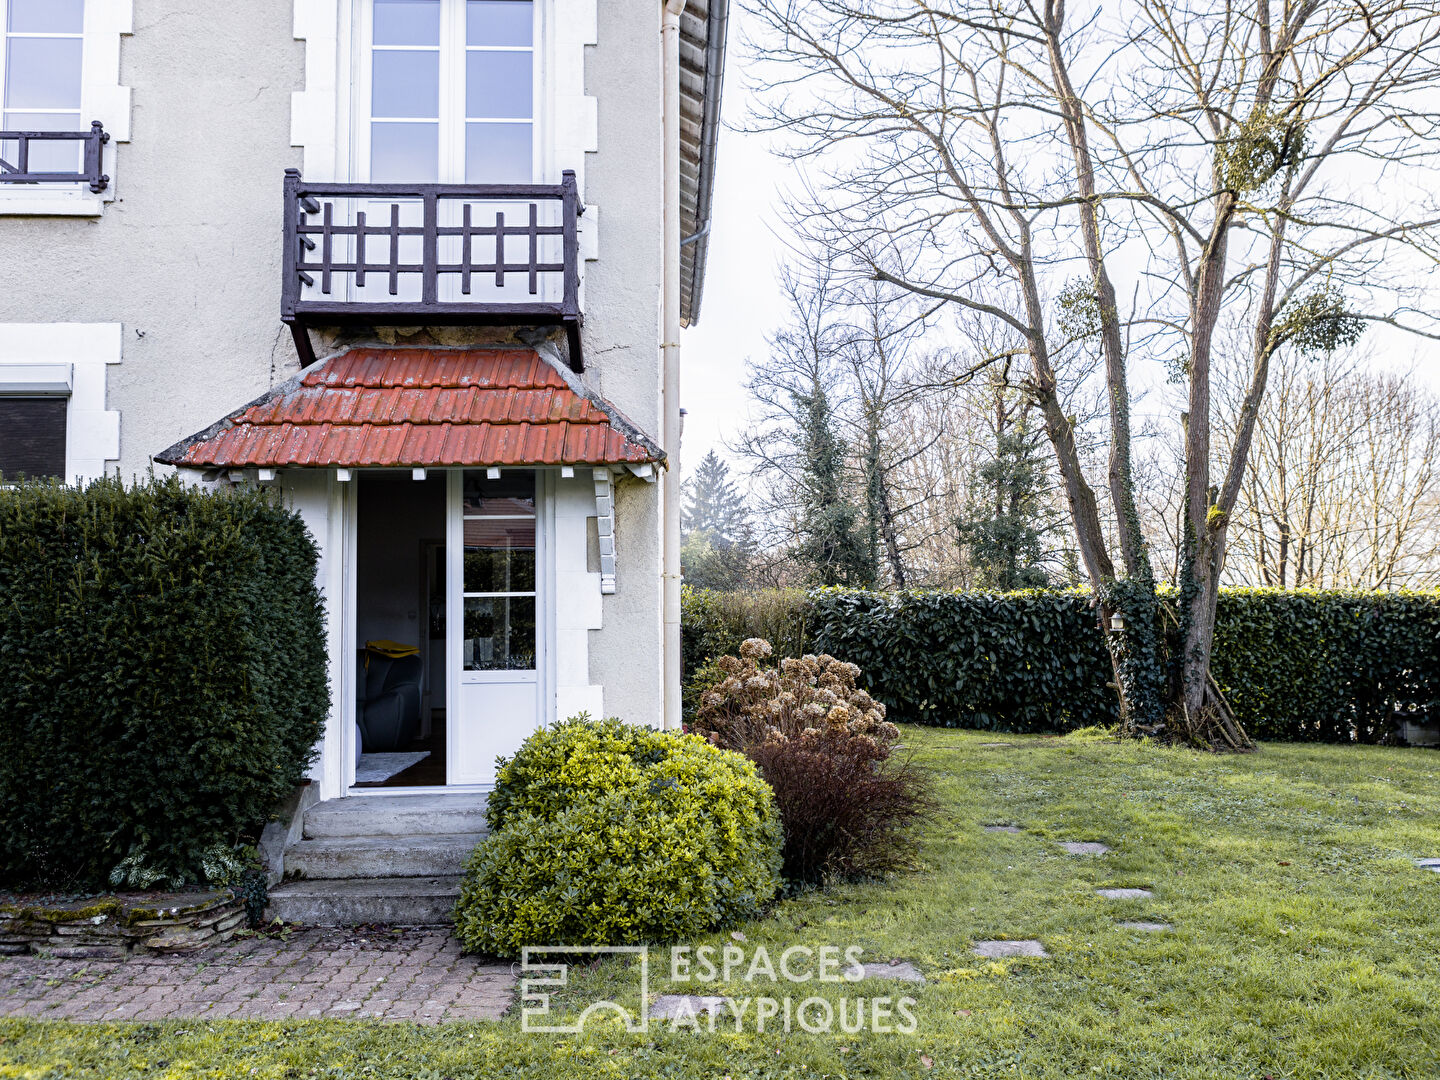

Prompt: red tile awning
[{"left": 155, "top": 347, "right": 664, "bottom": 470}]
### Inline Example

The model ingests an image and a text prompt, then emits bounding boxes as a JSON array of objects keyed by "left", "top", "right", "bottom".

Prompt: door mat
[{"left": 355, "top": 751, "right": 430, "bottom": 784}]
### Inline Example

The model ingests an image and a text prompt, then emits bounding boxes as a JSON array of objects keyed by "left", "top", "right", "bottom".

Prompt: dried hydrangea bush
[
  {"left": 689, "top": 638, "right": 929, "bottom": 885},
  {"left": 692, "top": 638, "right": 901, "bottom": 755}
]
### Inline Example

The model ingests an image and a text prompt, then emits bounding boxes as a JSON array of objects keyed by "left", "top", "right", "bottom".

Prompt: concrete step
[
  {"left": 284, "top": 833, "right": 485, "bottom": 880},
  {"left": 303, "top": 793, "right": 491, "bottom": 839},
  {"left": 266, "top": 876, "right": 462, "bottom": 926}
]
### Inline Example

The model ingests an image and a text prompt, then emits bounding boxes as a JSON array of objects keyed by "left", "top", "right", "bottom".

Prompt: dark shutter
[{"left": 0, "top": 398, "right": 68, "bottom": 480}]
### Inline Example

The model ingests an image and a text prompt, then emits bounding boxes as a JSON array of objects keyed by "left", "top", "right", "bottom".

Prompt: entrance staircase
[{"left": 265, "top": 793, "right": 489, "bottom": 926}]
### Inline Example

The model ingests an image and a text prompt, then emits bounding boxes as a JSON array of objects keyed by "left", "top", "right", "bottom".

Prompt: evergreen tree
[
  {"left": 793, "top": 384, "right": 876, "bottom": 588},
  {"left": 680, "top": 450, "right": 755, "bottom": 590},
  {"left": 681, "top": 450, "right": 750, "bottom": 547},
  {"left": 956, "top": 424, "right": 1052, "bottom": 591}
]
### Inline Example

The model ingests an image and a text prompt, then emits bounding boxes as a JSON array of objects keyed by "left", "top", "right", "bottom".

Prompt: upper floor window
[
  {"left": 363, "top": 0, "right": 534, "bottom": 184},
  {"left": 2, "top": 0, "right": 84, "bottom": 175}
]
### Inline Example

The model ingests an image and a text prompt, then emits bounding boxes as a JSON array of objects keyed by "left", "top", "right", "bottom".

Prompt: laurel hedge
[
  {"left": 681, "top": 586, "right": 1440, "bottom": 743},
  {"left": 0, "top": 475, "right": 329, "bottom": 890}
]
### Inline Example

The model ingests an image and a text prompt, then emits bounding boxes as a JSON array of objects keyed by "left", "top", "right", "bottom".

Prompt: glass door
[{"left": 446, "top": 469, "right": 542, "bottom": 785}]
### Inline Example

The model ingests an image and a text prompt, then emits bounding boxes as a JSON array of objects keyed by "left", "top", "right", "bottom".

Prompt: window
[
  {"left": 461, "top": 470, "right": 537, "bottom": 670},
  {"left": 364, "top": 0, "right": 534, "bottom": 183},
  {"left": 0, "top": 397, "right": 66, "bottom": 480},
  {"left": 1, "top": 0, "right": 85, "bottom": 175}
]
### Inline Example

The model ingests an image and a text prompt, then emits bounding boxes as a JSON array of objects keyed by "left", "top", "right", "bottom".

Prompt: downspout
[{"left": 661, "top": 0, "right": 686, "bottom": 730}]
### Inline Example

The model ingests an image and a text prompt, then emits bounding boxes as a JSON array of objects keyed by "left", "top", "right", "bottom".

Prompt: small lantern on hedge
[{"left": 1110, "top": 612, "right": 1126, "bottom": 633}]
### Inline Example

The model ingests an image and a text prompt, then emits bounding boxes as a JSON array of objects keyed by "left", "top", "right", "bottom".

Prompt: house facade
[{"left": 0, "top": 0, "right": 724, "bottom": 810}]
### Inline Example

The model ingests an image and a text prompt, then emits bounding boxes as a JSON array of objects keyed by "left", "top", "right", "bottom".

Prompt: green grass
[{"left": 3, "top": 728, "right": 1438, "bottom": 1079}]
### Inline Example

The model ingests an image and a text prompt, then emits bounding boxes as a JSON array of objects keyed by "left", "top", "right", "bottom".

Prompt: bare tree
[
  {"left": 1220, "top": 351, "right": 1440, "bottom": 590},
  {"left": 743, "top": 0, "right": 1440, "bottom": 746}
]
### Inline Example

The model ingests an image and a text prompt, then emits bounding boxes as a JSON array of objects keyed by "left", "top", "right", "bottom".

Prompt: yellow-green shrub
[{"left": 454, "top": 716, "right": 782, "bottom": 955}]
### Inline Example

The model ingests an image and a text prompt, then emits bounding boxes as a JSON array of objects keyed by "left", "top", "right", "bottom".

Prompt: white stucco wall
[{"left": 0, "top": 0, "right": 667, "bottom": 734}]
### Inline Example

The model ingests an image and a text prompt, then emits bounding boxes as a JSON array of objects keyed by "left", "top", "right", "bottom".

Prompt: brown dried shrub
[{"left": 688, "top": 638, "right": 931, "bottom": 885}]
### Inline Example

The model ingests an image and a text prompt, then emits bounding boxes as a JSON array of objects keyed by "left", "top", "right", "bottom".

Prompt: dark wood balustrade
[
  {"left": 282, "top": 170, "right": 583, "bottom": 371},
  {"left": 0, "top": 121, "right": 108, "bottom": 192}
]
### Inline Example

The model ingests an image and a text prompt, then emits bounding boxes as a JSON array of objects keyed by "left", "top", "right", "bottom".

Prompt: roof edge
[
  {"left": 681, "top": 0, "right": 729, "bottom": 327},
  {"left": 152, "top": 343, "right": 667, "bottom": 470}
]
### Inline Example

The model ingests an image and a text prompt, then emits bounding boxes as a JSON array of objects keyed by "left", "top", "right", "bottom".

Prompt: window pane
[
  {"left": 7, "top": 0, "right": 84, "bottom": 34},
  {"left": 463, "top": 596, "right": 536, "bottom": 671},
  {"left": 464, "top": 521, "right": 536, "bottom": 592},
  {"left": 2, "top": 111, "right": 82, "bottom": 173},
  {"left": 465, "top": 122, "right": 532, "bottom": 183},
  {"left": 372, "top": 49, "right": 438, "bottom": 118},
  {"left": 463, "top": 470, "right": 535, "bottom": 514},
  {"left": 370, "top": 121, "right": 438, "bottom": 181},
  {"left": 467, "top": 1, "right": 532, "bottom": 47},
  {"left": 0, "top": 398, "right": 67, "bottom": 481},
  {"left": 466, "top": 50, "right": 531, "bottom": 119},
  {"left": 4, "top": 38, "right": 83, "bottom": 110},
  {"left": 373, "top": 0, "right": 439, "bottom": 46}
]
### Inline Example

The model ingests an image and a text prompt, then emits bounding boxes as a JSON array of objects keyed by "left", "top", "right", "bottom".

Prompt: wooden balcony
[
  {"left": 0, "top": 122, "right": 109, "bottom": 192},
  {"left": 281, "top": 169, "right": 584, "bottom": 371}
]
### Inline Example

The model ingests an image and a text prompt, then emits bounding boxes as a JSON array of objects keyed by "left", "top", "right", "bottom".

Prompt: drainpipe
[{"left": 661, "top": 0, "right": 686, "bottom": 730}]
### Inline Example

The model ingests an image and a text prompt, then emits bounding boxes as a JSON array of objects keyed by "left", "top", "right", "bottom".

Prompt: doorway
[
  {"left": 350, "top": 468, "right": 547, "bottom": 791},
  {"left": 354, "top": 472, "right": 447, "bottom": 787}
]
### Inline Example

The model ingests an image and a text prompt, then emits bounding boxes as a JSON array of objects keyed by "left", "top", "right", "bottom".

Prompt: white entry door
[{"left": 446, "top": 468, "right": 544, "bottom": 784}]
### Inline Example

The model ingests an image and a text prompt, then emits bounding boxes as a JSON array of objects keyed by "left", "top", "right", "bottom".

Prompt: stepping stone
[
  {"left": 983, "top": 824, "right": 1022, "bottom": 834},
  {"left": 979, "top": 742, "right": 1014, "bottom": 748},
  {"left": 1416, "top": 858, "right": 1440, "bottom": 872},
  {"left": 1096, "top": 888, "right": 1152, "bottom": 900},
  {"left": 972, "top": 940, "right": 1047, "bottom": 958},
  {"left": 1060, "top": 841, "right": 1110, "bottom": 855},
  {"left": 650, "top": 995, "right": 727, "bottom": 1021},
  {"left": 847, "top": 960, "right": 926, "bottom": 984},
  {"left": 1118, "top": 921, "right": 1172, "bottom": 932}
]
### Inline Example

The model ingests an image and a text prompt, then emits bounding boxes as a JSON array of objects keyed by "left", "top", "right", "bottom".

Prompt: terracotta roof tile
[{"left": 156, "top": 347, "right": 662, "bottom": 470}]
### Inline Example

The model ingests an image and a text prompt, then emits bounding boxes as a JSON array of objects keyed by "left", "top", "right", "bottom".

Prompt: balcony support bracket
[{"left": 289, "top": 322, "right": 318, "bottom": 370}]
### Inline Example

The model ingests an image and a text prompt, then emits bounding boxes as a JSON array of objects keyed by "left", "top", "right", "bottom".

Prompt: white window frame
[
  {"left": 0, "top": 323, "right": 121, "bottom": 482},
  {"left": 0, "top": 0, "right": 131, "bottom": 216},
  {"left": 352, "top": 0, "right": 548, "bottom": 185}
]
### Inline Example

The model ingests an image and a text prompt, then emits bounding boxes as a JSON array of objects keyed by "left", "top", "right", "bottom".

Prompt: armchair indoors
[{"left": 356, "top": 648, "right": 422, "bottom": 753}]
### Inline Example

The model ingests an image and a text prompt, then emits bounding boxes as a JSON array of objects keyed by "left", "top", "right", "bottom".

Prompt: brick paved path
[{"left": 0, "top": 928, "right": 515, "bottom": 1023}]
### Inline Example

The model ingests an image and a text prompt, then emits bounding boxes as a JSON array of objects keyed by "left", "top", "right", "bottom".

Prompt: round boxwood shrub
[{"left": 454, "top": 716, "right": 783, "bottom": 955}]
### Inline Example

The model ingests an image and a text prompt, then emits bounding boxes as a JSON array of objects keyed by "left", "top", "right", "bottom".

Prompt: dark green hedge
[
  {"left": 1209, "top": 589, "right": 1440, "bottom": 743},
  {"left": 682, "top": 586, "right": 1440, "bottom": 743},
  {"left": 0, "top": 475, "right": 329, "bottom": 890},
  {"left": 809, "top": 588, "right": 1117, "bottom": 732}
]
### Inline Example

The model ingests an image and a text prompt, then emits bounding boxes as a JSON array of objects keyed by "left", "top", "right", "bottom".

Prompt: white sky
[{"left": 677, "top": 118, "right": 790, "bottom": 479}]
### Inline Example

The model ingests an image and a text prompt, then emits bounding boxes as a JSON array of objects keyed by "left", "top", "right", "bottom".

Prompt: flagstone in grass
[
  {"left": 850, "top": 960, "right": 926, "bottom": 983},
  {"left": 1118, "top": 921, "right": 1173, "bottom": 932},
  {"left": 972, "top": 940, "right": 1048, "bottom": 958},
  {"left": 650, "top": 995, "right": 726, "bottom": 1021},
  {"left": 1416, "top": 858, "right": 1440, "bottom": 872},
  {"left": 1060, "top": 841, "right": 1111, "bottom": 855},
  {"left": 1096, "top": 888, "right": 1153, "bottom": 899}
]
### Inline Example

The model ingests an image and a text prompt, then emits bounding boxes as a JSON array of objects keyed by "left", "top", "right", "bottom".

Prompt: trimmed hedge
[
  {"left": 809, "top": 588, "right": 1117, "bottom": 732},
  {"left": 682, "top": 586, "right": 1440, "bottom": 743},
  {"left": 0, "top": 475, "right": 329, "bottom": 890},
  {"left": 1209, "top": 589, "right": 1440, "bottom": 742}
]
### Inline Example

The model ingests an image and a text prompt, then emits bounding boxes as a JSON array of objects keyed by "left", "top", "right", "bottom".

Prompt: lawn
[{"left": 3, "top": 728, "right": 1438, "bottom": 1079}]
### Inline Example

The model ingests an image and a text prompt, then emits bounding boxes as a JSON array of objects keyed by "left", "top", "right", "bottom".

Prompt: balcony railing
[
  {"left": 281, "top": 169, "right": 584, "bottom": 371},
  {"left": 0, "top": 121, "right": 109, "bottom": 192}
]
